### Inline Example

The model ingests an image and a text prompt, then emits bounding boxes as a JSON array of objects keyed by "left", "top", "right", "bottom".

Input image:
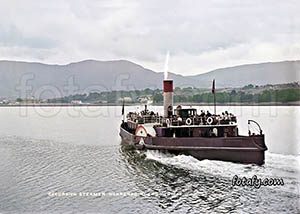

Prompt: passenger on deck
[
  {"left": 224, "top": 111, "right": 229, "bottom": 120},
  {"left": 200, "top": 110, "right": 205, "bottom": 117},
  {"left": 221, "top": 112, "right": 225, "bottom": 119},
  {"left": 206, "top": 111, "right": 212, "bottom": 117}
]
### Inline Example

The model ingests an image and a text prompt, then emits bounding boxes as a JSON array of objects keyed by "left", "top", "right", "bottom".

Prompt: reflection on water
[{"left": 0, "top": 106, "right": 299, "bottom": 213}]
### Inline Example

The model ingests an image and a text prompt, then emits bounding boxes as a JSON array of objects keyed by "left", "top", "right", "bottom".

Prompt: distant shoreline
[{"left": 0, "top": 102, "right": 299, "bottom": 107}]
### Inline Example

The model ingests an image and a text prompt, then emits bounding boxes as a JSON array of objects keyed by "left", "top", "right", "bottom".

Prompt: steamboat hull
[{"left": 120, "top": 125, "right": 267, "bottom": 165}]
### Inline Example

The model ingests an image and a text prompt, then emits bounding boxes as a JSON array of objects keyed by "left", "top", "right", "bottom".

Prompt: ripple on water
[{"left": 0, "top": 136, "right": 299, "bottom": 213}]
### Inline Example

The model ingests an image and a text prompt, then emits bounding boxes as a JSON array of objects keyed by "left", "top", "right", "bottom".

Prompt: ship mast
[{"left": 212, "top": 79, "right": 216, "bottom": 115}]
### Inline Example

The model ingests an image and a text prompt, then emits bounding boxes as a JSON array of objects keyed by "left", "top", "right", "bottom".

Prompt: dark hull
[{"left": 120, "top": 125, "right": 267, "bottom": 165}]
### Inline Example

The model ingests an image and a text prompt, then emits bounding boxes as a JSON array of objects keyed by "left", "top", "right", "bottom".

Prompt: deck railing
[{"left": 127, "top": 114, "right": 237, "bottom": 126}]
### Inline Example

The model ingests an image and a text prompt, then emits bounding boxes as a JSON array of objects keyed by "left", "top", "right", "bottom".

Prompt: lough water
[{"left": 0, "top": 106, "right": 299, "bottom": 213}]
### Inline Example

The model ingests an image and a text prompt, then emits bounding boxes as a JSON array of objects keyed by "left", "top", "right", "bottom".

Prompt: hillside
[
  {"left": 0, "top": 59, "right": 299, "bottom": 98},
  {"left": 188, "top": 61, "right": 300, "bottom": 88}
]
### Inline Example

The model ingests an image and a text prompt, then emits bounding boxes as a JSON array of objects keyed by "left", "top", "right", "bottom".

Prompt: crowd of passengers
[
  {"left": 127, "top": 105, "right": 236, "bottom": 125},
  {"left": 198, "top": 110, "right": 235, "bottom": 120}
]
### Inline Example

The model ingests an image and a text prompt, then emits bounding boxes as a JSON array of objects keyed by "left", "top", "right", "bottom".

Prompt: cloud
[
  {"left": 0, "top": 25, "right": 58, "bottom": 49},
  {"left": 0, "top": 0, "right": 299, "bottom": 75}
]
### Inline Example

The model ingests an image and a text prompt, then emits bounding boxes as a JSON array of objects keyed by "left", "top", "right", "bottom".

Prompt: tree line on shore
[{"left": 45, "top": 84, "right": 300, "bottom": 104}]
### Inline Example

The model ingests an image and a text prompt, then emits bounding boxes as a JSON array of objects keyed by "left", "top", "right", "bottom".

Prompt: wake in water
[{"left": 145, "top": 150, "right": 300, "bottom": 194}]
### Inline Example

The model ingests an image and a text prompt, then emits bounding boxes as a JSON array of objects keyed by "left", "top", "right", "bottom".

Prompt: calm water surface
[{"left": 0, "top": 106, "right": 299, "bottom": 213}]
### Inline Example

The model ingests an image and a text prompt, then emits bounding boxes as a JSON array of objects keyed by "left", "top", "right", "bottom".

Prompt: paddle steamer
[{"left": 120, "top": 78, "right": 267, "bottom": 165}]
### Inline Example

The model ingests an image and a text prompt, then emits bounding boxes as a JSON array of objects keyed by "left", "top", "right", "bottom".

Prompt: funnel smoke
[{"left": 164, "top": 51, "right": 170, "bottom": 80}]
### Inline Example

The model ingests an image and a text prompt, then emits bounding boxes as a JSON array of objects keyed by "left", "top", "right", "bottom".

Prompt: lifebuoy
[
  {"left": 166, "top": 119, "right": 170, "bottom": 127},
  {"left": 207, "top": 117, "right": 213, "bottom": 125},
  {"left": 186, "top": 118, "right": 192, "bottom": 125}
]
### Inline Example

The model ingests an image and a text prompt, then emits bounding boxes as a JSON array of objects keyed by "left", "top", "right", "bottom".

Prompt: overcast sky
[{"left": 0, "top": 0, "right": 299, "bottom": 75}]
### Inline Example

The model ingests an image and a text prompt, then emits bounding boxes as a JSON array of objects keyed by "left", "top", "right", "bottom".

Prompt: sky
[{"left": 0, "top": 0, "right": 299, "bottom": 75}]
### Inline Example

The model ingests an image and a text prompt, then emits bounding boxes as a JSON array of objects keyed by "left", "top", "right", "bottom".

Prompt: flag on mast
[{"left": 212, "top": 79, "right": 215, "bottom": 94}]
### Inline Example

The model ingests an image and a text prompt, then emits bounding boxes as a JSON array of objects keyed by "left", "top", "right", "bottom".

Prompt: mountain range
[{"left": 0, "top": 59, "right": 299, "bottom": 98}]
